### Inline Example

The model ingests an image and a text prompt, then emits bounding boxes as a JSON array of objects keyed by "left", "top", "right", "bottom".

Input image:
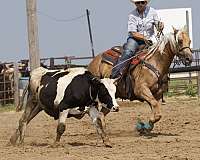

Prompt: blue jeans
[{"left": 111, "top": 37, "right": 144, "bottom": 78}]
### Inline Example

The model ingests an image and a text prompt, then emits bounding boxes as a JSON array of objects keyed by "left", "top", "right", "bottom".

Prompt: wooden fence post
[
  {"left": 26, "top": 0, "right": 40, "bottom": 71},
  {"left": 14, "top": 63, "right": 20, "bottom": 111}
]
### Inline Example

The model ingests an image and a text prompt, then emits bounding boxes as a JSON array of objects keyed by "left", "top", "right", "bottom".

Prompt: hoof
[
  {"left": 111, "top": 106, "right": 119, "bottom": 112},
  {"left": 103, "top": 137, "right": 112, "bottom": 148},
  {"left": 150, "top": 114, "right": 162, "bottom": 123},
  {"left": 105, "top": 143, "right": 112, "bottom": 148},
  {"left": 104, "top": 140, "right": 112, "bottom": 148},
  {"left": 136, "top": 121, "right": 154, "bottom": 134},
  {"left": 10, "top": 135, "right": 17, "bottom": 146}
]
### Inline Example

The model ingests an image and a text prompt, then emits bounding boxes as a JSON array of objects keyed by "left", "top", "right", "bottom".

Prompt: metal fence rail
[
  {"left": 167, "top": 49, "right": 200, "bottom": 95},
  {"left": 0, "top": 49, "right": 200, "bottom": 107},
  {"left": 0, "top": 73, "right": 14, "bottom": 105}
]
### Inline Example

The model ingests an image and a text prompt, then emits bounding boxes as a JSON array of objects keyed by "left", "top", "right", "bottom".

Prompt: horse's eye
[{"left": 178, "top": 39, "right": 183, "bottom": 45}]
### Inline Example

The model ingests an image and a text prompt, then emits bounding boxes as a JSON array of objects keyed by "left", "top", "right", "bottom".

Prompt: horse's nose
[
  {"left": 185, "top": 57, "right": 192, "bottom": 66},
  {"left": 186, "top": 57, "right": 191, "bottom": 62}
]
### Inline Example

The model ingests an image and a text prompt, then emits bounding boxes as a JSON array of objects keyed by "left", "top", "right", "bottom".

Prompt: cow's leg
[
  {"left": 18, "top": 104, "right": 42, "bottom": 144},
  {"left": 88, "top": 106, "right": 112, "bottom": 148},
  {"left": 55, "top": 109, "right": 69, "bottom": 144},
  {"left": 10, "top": 98, "right": 41, "bottom": 145},
  {"left": 99, "top": 106, "right": 111, "bottom": 129},
  {"left": 10, "top": 97, "right": 33, "bottom": 145}
]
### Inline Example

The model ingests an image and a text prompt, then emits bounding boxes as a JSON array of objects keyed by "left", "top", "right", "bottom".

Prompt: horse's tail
[{"left": 16, "top": 81, "right": 29, "bottom": 112}]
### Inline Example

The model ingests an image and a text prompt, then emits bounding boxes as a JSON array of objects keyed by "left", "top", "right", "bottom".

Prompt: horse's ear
[
  {"left": 183, "top": 25, "right": 188, "bottom": 33},
  {"left": 172, "top": 26, "right": 178, "bottom": 35}
]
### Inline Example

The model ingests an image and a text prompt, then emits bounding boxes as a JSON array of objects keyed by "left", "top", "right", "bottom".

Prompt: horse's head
[{"left": 173, "top": 26, "right": 193, "bottom": 66}]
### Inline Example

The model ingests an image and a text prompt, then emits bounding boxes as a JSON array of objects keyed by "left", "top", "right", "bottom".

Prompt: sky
[{"left": 0, "top": 0, "right": 199, "bottom": 64}]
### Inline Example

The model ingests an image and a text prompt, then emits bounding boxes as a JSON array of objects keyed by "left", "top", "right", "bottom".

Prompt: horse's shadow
[
  {"left": 11, "top": 131, "right": 179, "bottom": 148},
  {"left": 29, "top": 141, "right": 97, "bottom": 148},
  {"left": 68, "top": 142, "right": 99, "bottom": 147},
  {"left": 138, "top": 132, "right": 179, "bottom": 139},
  {"left": 30, "top": 142, "right": 49, "bottom": 147},
  {"left": 109, "top": 130, "right": 179, "bottom": 139}
]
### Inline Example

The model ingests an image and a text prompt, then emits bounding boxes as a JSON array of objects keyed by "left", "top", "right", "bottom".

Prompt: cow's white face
[{"left": 99, "top": 78, "right": 119, "bottom": 110}]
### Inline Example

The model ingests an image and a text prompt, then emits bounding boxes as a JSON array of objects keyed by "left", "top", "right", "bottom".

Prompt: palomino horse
[{"left": 88, "top": 26, "right": 193, "bottom": 132}]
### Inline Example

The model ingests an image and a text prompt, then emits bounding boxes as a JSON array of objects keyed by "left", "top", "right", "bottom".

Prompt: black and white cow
[{"left": 10, "top": 67, "right": 118, "bottom": 147}]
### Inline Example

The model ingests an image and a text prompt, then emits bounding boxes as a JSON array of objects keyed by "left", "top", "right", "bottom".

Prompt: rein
[
  {"left": 89, "top": 86, "right": 93, "bottom": 100},
  {"left": 89, "top": 84, "right": 99, "bottom": 105},
  {"left": 89, "top": 85, "right": 96, "bottom": 102}
]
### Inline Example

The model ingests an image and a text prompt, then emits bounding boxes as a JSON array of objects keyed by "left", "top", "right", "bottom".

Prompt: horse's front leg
[{"left": 135, "top": 85, "right": 162, "bottom": 124}]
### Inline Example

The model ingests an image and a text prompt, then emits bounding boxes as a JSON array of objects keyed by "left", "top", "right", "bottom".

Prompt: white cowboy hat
[{"left": 130, "top": 0, "right": 148, "bottom": 3}]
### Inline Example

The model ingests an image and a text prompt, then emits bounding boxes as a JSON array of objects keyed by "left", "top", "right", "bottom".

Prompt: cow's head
[{"left": 97, "top": 78, "right": 119, "bottom": 111}]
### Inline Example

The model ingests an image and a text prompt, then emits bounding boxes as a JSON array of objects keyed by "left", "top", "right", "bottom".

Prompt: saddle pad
[
  {"left": 131, "top": 52, "right": 146, "bottom": 66},
  {"left": 102, "top": 49, "right": 121, "bottom": 65},
  {"left": 102, "top": 46, "right": 147, "bottom": 66}
]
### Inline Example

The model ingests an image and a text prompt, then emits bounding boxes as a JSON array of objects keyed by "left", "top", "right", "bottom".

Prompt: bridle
[
  {"left": 178, "top": 46, "right": 192, "bottom": 53},
  {"left": 173, "top": 31, "right": 192, "bottom": 54}
]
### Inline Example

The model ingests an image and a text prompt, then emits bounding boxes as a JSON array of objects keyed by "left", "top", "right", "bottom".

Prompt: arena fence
[
  {"left": 0, "top": 63, "right": 19, "bottom": 108},
  {"left": 0, "top": 49, "right": 200, "bottom": 107},
  {"left": 0, "top": 68, "right": 14, "bottom": 106},
  {"left": 168, "top": 49, "right": 200, "bottom": 96}
]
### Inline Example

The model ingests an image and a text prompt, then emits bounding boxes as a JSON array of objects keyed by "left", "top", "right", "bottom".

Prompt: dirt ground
[{"left": 0, "top": 96, "right": 200, "bottom": 160}]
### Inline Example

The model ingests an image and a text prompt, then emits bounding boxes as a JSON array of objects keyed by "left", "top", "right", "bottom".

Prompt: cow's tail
[{"left": 16, "top": 81, "right": 29, "bottom": 112}]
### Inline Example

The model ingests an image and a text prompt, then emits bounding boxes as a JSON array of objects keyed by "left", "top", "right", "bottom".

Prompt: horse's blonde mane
[
  {"left": 158, "top": 33, "right": 177, "bottom": 54},
  {"left": 155, "top": 26, "right": 188, "bottom": 54}
]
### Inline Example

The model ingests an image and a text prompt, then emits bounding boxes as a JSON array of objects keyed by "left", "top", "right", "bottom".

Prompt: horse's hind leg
[
  {"left": 10, "top": 98, "right": 41, "bottom": 145},
  {"left": 135, "top": 86, "right": 162, "bottom": 124}
]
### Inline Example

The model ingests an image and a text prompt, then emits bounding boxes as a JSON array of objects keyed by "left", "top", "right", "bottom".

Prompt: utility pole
[
  {"left": 186, "top": 10, "right": 192, "bottom": 84},
  {"left": 86, "top": 9, "right": 95, "bottom": 58},
  {"left": 26, "top": 0, "right": 40, "bottom": 71}
]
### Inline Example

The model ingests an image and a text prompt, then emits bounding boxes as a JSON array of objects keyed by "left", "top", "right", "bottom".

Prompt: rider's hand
[
  {"left": 145, "top": 39, "right": 153, "bottom": 46},
  {"left": 157, "top": 21, "right": 164, "bottom": 32}
]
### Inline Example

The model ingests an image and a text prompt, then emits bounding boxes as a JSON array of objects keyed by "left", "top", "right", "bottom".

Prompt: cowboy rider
[{"left": 111, "top": 0, "right": 164, "bottom": 79}]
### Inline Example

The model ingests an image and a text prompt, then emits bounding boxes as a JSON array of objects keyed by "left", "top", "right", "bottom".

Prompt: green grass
[
  {"left": 0, "top": 104, "right": 15, "bottom": 112},
  {"left": 168, "top": 78, "right": 198, "bottom": 96}
]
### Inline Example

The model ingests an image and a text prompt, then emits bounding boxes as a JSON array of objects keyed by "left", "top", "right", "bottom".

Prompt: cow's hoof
[
  {"left": 111, "top": 107, "right": 119, "bottom": 112},
  {"left": 104, "top": 142, "right": 112, "bottom": 148},
  {"left": 105, "top": 142, "right": 112, "bottom": 148},
  {"left": 10, "top": 135, "right": 17, "bottom": 146},
  {"left": 103, "top": 138, "right": 112, "bottom": 148}
]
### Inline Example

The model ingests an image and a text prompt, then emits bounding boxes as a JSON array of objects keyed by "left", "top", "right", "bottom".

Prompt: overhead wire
[{"left": 37, "top": 10, "right": 87, "bottom": 22}]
